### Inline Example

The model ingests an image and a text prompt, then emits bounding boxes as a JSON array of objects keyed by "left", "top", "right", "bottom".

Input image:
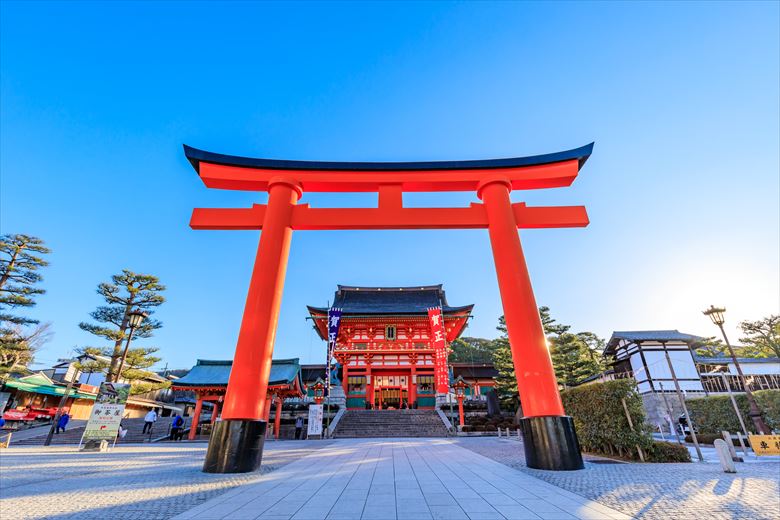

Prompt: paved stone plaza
[
  {"left": 1, "top": 438, "right": 778, "bottom": 520},
  {"left": 457, "top": 437, "right": 780, "bottom": 520}
]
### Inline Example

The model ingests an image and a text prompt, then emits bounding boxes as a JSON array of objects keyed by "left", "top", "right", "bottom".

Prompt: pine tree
[
  {"left": 549, "top": 333, "right": 603, "bottom": 388},
  {"left": 739, "top": 315, "right": 780, "bottom": 358},
  {"left": 0, "top": 234, "right": 51, "bottom": 326},
  {"left": 491, "top": 309, "right": 568, "bottom": 410},
  {"left": 449, "top": 336, "right": 497, "bottom": 363},
  {"left": 79, "top": 270, "right": 165, "bottom": 382},
  {"left": 0, "top": 234, "right": 52, "bottom": 378}
]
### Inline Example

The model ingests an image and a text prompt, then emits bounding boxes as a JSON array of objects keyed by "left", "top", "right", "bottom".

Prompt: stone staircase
[
  {"left": 12, "top": 417, "right": 180, "bottom": 445},
  {"left": 332, "top": 410, "right": 448, "bottom": 438}
]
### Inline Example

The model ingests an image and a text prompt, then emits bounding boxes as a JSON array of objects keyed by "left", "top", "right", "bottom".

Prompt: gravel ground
[
  {"left": 455, "top": 437, "right": 780, "bottom": 520},
  {"left": 0, "top": 441, "right": 332, "bottom": 520}
]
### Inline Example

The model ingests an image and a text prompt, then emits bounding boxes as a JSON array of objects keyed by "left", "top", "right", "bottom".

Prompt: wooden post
[
  {"left": 189, "top": 396, "right": 203, "bottom": 440},
  {"left": 621, "top": 398, "right": 645, "bottom": 462}
]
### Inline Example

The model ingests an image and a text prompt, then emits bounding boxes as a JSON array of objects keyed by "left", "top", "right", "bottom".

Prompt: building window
[
  {"left": 385, "top": 325, "right": 397, "bottom": 341},
  {"left": 348, "top": 376, "right": 366, "bottom": 394}
]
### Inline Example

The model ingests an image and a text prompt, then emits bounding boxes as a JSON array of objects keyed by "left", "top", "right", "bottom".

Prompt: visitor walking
[
  {"left": 170, "top": 413, "right": 184, "bottom": 441},
  {"left": 56, "top": 412, "right": 70, "bottom": 434},
  {"left": 294, "top": 416, "right": 304, "bottom": 439},
  {"left": 142, "top": 409, "right": 158, "bottom": 434}
]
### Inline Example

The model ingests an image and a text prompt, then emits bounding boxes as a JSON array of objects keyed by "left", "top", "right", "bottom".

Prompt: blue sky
[{"left": 2, "top": 1, "right": 778, "bottom": 371}]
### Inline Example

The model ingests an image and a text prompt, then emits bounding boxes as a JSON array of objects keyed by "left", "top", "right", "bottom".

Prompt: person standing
[
  {"left": 56, "top": 412, "right": 70, "bottom": 434},
  {"left": 142, "top": 408, "right": 158, "bottom": 434},
  {"left": 294, "top": 415, "right": 304, "bottom": 440},
  {"left": 170, "top": 413, "right": 184, "bottom": 441}
]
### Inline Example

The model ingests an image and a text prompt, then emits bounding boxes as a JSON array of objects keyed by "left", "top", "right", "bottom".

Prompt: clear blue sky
[{"left": 2, "top": 1, "right": 778, "bottom": 372}]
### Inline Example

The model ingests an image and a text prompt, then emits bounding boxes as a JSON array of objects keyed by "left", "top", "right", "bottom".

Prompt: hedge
[
  {"left": 562, "top": 379, "right": 660, "bottom": 461},
  {"left": 646, "top": 441, "right": 691, "bottom": 462},
  {"left": 686, "top": 390, "right": 780, "bottom": 435}
]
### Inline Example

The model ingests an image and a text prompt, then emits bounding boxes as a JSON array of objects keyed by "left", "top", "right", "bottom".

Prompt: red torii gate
[{"left": 186, "top": 143, "right": 593, "bottom": 473}]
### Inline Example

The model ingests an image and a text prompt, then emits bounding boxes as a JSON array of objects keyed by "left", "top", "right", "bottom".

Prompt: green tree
[
  {"left": 739, "top": 315, "right": 780, "bottom": 358},
  {"left": 0, "top": 234, "right": 51, "bottom": 326},
  {"left": 72, "top": 346, "right": 111, "bottom": 379},
  {"left": 491, "top": 309, "right": 569, "bottom": 410},
  {"left": 449, "top": 336, "right": 497, "bottom": 363},
  {"left": 693, "top": 336, "right": 729, "bottom": 358},
  {"left": 75, "top": 344, "right": 168, "bottom": 395},
  {"left": 539, "top": 306, "right": 570, "bottom": 336},
  {"left": 549, "top": 333, "right": 603, "bottom": 388},
  {"left": 0, "top": 323, "right": 52, "bottom": 382},
  {"left": 0, "top": 234, "right": 52, "bottom": 378},
  {"left": 491, "top": 307, "right": 605, "bottom": 407},
  {"left": 79, "top": 270, "right": 165, "bottom": 382},
  {"left": 491, "top": 317, "right": 517, "bottom": 409}
]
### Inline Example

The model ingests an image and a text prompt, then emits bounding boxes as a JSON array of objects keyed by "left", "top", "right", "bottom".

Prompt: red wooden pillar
[
  {"left": 366, "top": 366, "right": 372, "bottom": 409},
  {"left": 189, "top": 395, "right": 203, "bottom": 440},
  {"left": 221, "top": 178, "right": 301, "bottom": 420},
  {"left": 479, "top": 179, "right": 563, "bottom": 418},
  {"left": 478, "top": 178, "right": 583, "bottom": 470},
  {"left": 274, "top": 396, "right": 283, "bottom": 439},
  {"left": 211, "top": 400, "right": 220, "bottom": 424},
  {"left": 262, "top": 394, "right": 273, "bottom": 422},
  {"left": 457, "top": 394, "right": 465, "bottom": 427},
  {"left": 342, "top": 361, "right": 349, "bottom": 400},
  {"left": 409, "top": 367, "right": 417, "bottom": 406}
]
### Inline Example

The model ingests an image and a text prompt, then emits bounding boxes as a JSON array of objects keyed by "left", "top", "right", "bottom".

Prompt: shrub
[
  {"left": 562, "top": 379, "right": 656, "bottom": 461},
  {"left": 646, "top": 441, "right": 691, "bottom": 463},
  {"left": 686, "top": 390, "right": 780, "bottom": 435}
]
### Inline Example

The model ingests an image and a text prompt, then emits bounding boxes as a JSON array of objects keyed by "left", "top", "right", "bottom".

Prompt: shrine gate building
[{"left": 308, "top": 285, "right": 472, "bottom": 410}]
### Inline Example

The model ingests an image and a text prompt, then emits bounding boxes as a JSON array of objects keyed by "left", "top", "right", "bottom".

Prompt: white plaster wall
[
  {"left": 643, "top": 349, "right": 704, "bottom": 391},
  {"left": 729, "top": 362, "right": 780, "bottom": 375}
]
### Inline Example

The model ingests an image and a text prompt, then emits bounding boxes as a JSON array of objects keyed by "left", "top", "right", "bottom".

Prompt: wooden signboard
[{"left": 749, "top": 434, "right": 780, "bottom": 456}]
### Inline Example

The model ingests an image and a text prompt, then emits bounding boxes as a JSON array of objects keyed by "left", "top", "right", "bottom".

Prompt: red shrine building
[{"left": 308, "top": 285, "right": 473, "bottom": 410}]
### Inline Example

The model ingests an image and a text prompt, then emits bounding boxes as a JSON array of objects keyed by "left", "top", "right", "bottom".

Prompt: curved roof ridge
[
  {"left": 183, "top": 143, "right": 594, "bottom": 173},
  {"left": 336, "top": 284, "right": 443, "bottom": 292}
]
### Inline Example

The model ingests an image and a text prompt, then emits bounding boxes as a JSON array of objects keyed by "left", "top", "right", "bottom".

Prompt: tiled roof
[
  {"left": 4, "top": 372, "right": 98, "bottom": 400},
  {"left": 694, "top": 356, "right": 780, "bottom": 364},
  {"left": 605, "top": 330, "right": 704, "bottom": 355},
  {"left": 308, "top": 285, "right": 473, "bottom": 315},
  {"left": 173, "top": 358, "right": 303, "bottom": 389}
]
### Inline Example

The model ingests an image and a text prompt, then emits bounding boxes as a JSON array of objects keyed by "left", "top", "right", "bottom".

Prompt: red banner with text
[{"left": 428, "top": 307, "right": 449, "bottom": 394}]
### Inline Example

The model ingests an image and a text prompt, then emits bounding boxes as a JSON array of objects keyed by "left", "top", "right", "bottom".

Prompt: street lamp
[
  {"left": 703, "top": 305, "right": 769, "bottom": 434},
  {"left": 115, "top": 308, "right": 147, "bottom": 383},
  {"left": 453, "top": 376, "right": 468, "bottom": 428},
  {"left": 311, "top": 378, "right": 325, "bottom": 405}
]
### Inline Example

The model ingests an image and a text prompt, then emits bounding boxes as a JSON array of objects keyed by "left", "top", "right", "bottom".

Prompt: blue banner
[{"left": 325, "top": 307, "right": 343, "bottom": 396}]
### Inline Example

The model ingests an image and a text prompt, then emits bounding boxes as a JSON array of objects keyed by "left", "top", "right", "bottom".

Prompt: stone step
[{"left": 333, "top": 410, "right": 448, "bottom": 439}]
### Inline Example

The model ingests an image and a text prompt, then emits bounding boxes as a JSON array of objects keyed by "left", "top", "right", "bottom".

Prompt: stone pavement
[
  {"left": 174, "top": 439, "right": 630, "bottom": 520},
  {"left": 456, "top": 437, "right": 780, "bottom": 520},
  {"left": 0, "top": 441, "right": 332, "bottom": 520},
  {"left": 2, "top": 438, "right": 778, "bottom": 520}
]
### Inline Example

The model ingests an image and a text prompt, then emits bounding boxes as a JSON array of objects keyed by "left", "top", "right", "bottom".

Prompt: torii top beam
[
  {"left": 185, "top": 143, "right": 593, "bottom": 231},
  {"left": 183, "top": 143, "right": 593, "bottom": 193}
]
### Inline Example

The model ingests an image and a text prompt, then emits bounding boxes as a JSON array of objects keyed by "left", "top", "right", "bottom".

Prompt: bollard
[
  {"left": 722, "top": 431, "right": 743, "bottom": 462},
  {"left": 517, "top": 428, "right": 521, "bottom": 439},
  {"left": 497, "top": 427, "right": 501, "bottom": 438},
  {"left": 714, "top": 439, "right": 736, "bottom": 473}
]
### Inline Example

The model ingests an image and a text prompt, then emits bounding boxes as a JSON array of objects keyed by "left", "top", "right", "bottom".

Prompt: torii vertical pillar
[
  {"left": 479, "top": 179, "right": 583, "bottom": 470},
  {"left": 202, "top": 178, "right": 301, "bottom": 474}
]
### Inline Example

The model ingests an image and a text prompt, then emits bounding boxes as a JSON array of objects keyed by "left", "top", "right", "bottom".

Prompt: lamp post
[
  {"left": 453, "top": 376, "right": 468, "bottom": 428},
  {"left": 312, "top": 378, "right": 325, "bottom": 405},
  {"left": 703, "top": 305, "right": 769, "bottom": 434},
  {"left": 115, "top": 308, "right": 147, "bottom": 383}
]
